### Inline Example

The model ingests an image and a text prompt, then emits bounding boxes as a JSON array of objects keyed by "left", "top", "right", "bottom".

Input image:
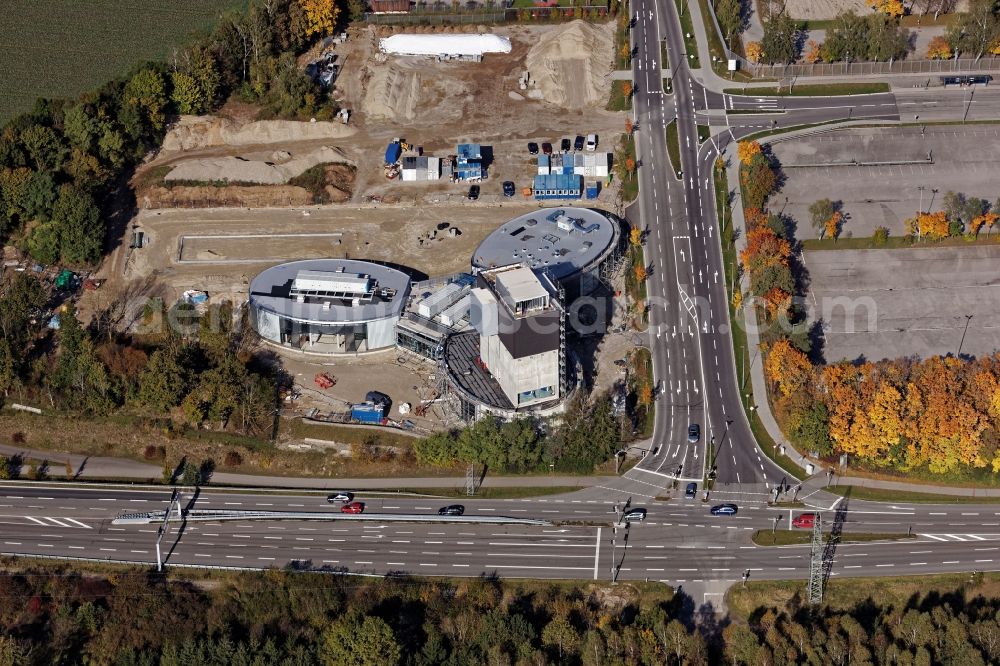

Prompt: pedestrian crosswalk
[
  {"left": 921, "top": 533, "right": 1000, "bottom": 542},
  {"left": 24, "top": 516, "right": 92, "bottom": 529}
]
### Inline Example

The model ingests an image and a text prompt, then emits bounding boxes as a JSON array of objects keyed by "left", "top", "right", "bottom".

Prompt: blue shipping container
[
  {"left": 384, "top": 142, "right": 401, "bottom": 164},
  {"left": 351, "top": 402, "right": 384, "bottom": 424},
  {"left": 585, "top": 183, "right": 600, "bottom": 199}
]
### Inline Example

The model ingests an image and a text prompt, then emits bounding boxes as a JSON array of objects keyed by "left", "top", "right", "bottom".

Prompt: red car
[
  {"left": 792, "top": 512, "right": 816, "bottom": 529},
  {"left": 341, "top": 501, "right": 365, "bottom": 514}
]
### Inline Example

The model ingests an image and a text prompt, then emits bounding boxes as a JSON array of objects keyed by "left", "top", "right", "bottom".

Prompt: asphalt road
[{"left": 4, "top": 485, "right": 1000, "bottom": 585}]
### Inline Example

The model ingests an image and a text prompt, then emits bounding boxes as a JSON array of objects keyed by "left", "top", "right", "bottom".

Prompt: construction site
[{"left": 80, "top": 19, "right": 634, "bottom": 453}]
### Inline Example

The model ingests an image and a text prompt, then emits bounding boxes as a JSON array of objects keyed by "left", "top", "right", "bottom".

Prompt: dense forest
[{"left": 1, "top": 564, "right": 999, "bottom": 665}]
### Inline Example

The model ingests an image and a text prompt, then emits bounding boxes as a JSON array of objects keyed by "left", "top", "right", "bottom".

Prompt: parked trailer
[{"left": 351, "top": 402, "right": 385, "bottom": 424}]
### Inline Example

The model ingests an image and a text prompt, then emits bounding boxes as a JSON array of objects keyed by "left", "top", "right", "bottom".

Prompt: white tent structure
[{"left": 380, "top": 34, "right": 512, "bottom": 57}]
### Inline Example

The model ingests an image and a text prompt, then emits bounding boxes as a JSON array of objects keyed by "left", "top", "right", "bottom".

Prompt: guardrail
[{"left": 113, "top": 509, "right": 551, "bottom": 526}]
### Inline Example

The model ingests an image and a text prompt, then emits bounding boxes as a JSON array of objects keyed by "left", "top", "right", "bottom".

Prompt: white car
[{"left": 585, "top": 134, "right": 598, "bottom": 151}]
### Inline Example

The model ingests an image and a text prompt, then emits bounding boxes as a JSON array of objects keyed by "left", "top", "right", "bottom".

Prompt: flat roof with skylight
[{"left": 471, "top": 207, "right": 620, "bottom": 285}]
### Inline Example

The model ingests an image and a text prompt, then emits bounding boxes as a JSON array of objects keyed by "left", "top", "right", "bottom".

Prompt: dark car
[
  {"left": 624, "top": 508, "right": 647, "bottom": 522},
  {"left": 341, "top": 501, "right": 365, "bottom": 514},
  {"left": 468, "top": 185, "right": 480, "bottom": 200},
  {"left": 688, "top": 423, "right": 700, "bottom": 443},
  {"left": 366, "top": 391, "right": 391, "bottom": 408},
  {"left": 710, "top": 503, "right": 738, "bottom": 516},
  {"left": 438, "top": 505, "right": 465, "bottom": 516},
  {"left": 574, "top": 135, "right": 585, "bottom": 151},
  {"left": 560, "top": 137, "right": 571, "bottom": 152},
  {"left": 528, "top": 141, "right": 539, "bottom": 155},
  {"left": 542, "top": 142, "right": 553, "bottom": 155},
  {"left": 327, "top": 491, "right": 354, "bottom": 503},
  {"left": 502, "top": 181, "right": 515, "bottom": 197},
  {"left": 685, "top": 482, "right": 698, "bottom": 498}
]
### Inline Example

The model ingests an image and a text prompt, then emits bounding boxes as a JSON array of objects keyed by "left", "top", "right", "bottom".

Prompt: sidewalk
[
  {"left": 800, "top": 472, "right": 1000, "bottom": 498},
  {"left": 0, "top": 443, "right": 615, "bottom": 490}
]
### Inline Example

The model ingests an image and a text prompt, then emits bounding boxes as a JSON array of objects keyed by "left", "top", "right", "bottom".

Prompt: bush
[
  {"left": 873, "top": 226, "right": 889, "bottom": 246},
  {"left": 143, "top": 445, "right": 166, "bottom": 460},
  {"left": 223, "top": 450, "right": 243, "bottom": 467},
  {"left": 11, "top": 432, "right": 25, "bottom": 444}
]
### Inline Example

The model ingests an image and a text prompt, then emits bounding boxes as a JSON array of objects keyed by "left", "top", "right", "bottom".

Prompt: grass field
[
  {"left": 0, "top": 0, "right": 244, "bottom": 125},
  {"left": 751, "top": 530, "right": 916, "bottom": 546},
  {"left": 665, "top": 120, "right": 681, "bottom": 174},
  {"left": 724, "top": 82, "right": 890, "bottom": 97},
  {"left": 827, "top": 485, "right": 1000, "bottom": 504},
  {"left": 607, "top": 80, "right": 633, "bottom": 112}
]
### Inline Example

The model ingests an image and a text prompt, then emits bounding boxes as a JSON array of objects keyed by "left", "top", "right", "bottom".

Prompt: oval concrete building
[
  {"left": 471, "top": 207, "right": 625, "bottom": 296},
  {"left": 248, "top": 259, "right": 411, "bottom": 355}
]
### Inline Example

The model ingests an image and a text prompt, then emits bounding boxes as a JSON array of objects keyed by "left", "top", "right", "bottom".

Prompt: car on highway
[
  {"left": 710, "top": 503, "right": 738, "bottom": 516},
  {"left": 341, "top": 501, "right": 365, "bottom": 514},
  {"left": 573, "top": 135, "right": 585, "bottom": 151},
  {"left": 561, "top": 138, "right": 571, "bottom": 151},
  {"left": 468, "top": 185, "right": 480, "bottom": 201},
  {"left": 685, "top": 482, "right": 698, "bottom": 499},
  {"left": 688, "top": 423, "right": 700, "bottom": 443},
  {"left": 438, "top": 505, "right": 465, "bottom": 516},
  {"left": 624, "top": 508, "right": 647, "bottom": 522},
  {"left": 327, "top": 491, "right": 354, "bottom": 503},
  {"left": 542, "top": 142, "right": 553, "bottom": 155},
  {"left": 502, "top": 181, "right": 515, "bottom": 197},
  {"left": 792, "top": 512, "right": 816, "bottom": 529},
  {"left": 527, "top": 141, "right": 539, "bottom": 155}
]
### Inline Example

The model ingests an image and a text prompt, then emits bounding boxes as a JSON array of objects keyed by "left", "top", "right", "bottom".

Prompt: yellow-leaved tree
[
  {"left": 763, "top": 338, "right": 813, "bottom": 398},
  {"left": 299, "top": 0, "right": 339, "bottom": 37},
  {"left": 737, "top": 140, "right": 762, "bottom": 166},
  {"left": 746, "top": 41, "right": 764, "bottom": 63},
  {"left": 927, "top": 36, "right": 952, "bottom": 60}
]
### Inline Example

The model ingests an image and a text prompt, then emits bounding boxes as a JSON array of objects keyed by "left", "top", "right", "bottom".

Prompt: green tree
[
  {"left": 542, "top": 618, "right": 580, "bottom": 661},
  {"left": 761, "top": 14, "right": 799, "bottom": 64},
  {"left": 26, "top": 222, "right": 60, "bottom": 264},
  {"left": 948, "top": 0, "right": 1000, "bottom": 59},
  {"left": 321, "top": 614, "right": 401, "bottom": 666},
  {"left": 809, "top": 198, "right": 835, "bottom": 234},
  {"left": 138, "top": 347, "right": 189, "bottom": 412},
  {"left": 170, "top": 71, "right": 205, "bottom": 115},
  {"left": 19, "top": 125, "right": 68, "bottom": 172},
  {"left": 123, "top": 68, "right": 168, "bottom": 134},
  {"left": 63, "top": 104, "right": 100, "bottom": 151},
  {"left": 790, "top": 402, "right": 833, "bottom": 455},
  {"left": 180, "top": 460, "right": 201, "bottom": 486},
  {"left": 51, "top": 185, "right": 103, "bottom": 264},
  {"left": 715, "top": 0, "right": 744, "bottom": 46}
]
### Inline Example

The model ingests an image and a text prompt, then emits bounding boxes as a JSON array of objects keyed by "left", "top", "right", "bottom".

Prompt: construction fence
[
  {"left": 365, "top": 5, "right": 610, "bottom": 24},
  {"left": 749, "top": 57, "right": 1000, "bottom": 79}
]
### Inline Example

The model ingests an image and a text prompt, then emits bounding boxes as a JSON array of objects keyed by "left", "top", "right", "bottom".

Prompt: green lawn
[
  {"left": 674, "top": 0, "right": 701, "bottom": 69},
  {"left": 614, "top": 13, "right": 631, "bottom": 70},
  {"left": 697, "top": 124, "right": 711, "bottom": 144},
  {"left": 0, "top": 0, "right": 243, "bottom": 125},
  {"left": 619, "top": 133, "right": 639, "bottom": 202},
  {"left": 625, "top": 241, "right": 649, "bottom": 329},
  {"left": 633, "top": 347, "right": 655, "bottom": 437},
  {"left": 724, "top": 82, "right": 890, "bottom": 97},
  {"left": 752, "top": 530, "right": 916, "bottom": 546},
  {"left": 665, "top": 120, "right": 682, "bottom": 175},
  {"left": 827, "top": 485, "right": 1000, "bottom": 504},
  {"left": 607, "top": 79, "right": 633, "bottom": 112},
  {"left": 660, "top": 40, "right": 670, "bottom": 71},
  {"left": 386, "top": 486, "right": 583, "bottom": 499},
  {"left": 663, "top": 77, "right": 673, "bottom": 93},
  {"left": 695, "top": 0, "right": 729, "bottom": 74}
]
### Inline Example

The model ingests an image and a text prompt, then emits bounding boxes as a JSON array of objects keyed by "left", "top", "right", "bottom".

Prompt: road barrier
[{"left": 113, "top": 509, "right": 551, "bottom": 526}]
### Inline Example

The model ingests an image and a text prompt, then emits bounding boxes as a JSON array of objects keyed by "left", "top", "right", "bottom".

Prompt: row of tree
[
  {"left": 0, "top": 0, "right": 339, "bottom": 267},
  {"left": 750, "top": 0, "right": 1000, "bottom": 65},
  {"left": 3, "top": 563, "right": 1000, "bottom": 665},
  {"left": 905, "top": 190, "right": 1000, "bottom": 240},
  {"left": 415, "top": 393, "right": 624, "bottom": 473}
]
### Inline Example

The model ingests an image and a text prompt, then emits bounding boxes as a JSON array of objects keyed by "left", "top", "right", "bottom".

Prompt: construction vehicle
[{"left": 314, "top": 373, "right": 337, "bottom": 389}]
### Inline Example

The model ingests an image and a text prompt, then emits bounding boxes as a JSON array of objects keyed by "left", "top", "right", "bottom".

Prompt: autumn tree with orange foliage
[
  {"left": 737, "top": 140, "right": 763, "bottom": 166},
  {"left": 625, "top": 157, "right": 636, "bottom": 180},
  {"left": 927, "top": 35, "right": 952, "bottom": 59},
  {"left": 740, "top": 154, "right": 777, "bottom": 210},
  {"left": 625, "top": 117, "right": 634, "bottom": 135},
  {"left": 906, "top": 211, "right": 950, "bottom": 239},
  {"left": 764, "top": 339, "right": 813, "bottom": 398},
  {"left": 825, "top": 211, "right": 843, "bottom": 240},
  {"left": 629, "top": 226, "right": 642, "bottom": 245},
  {"left": 970, "top": 212, "right": 1000, "bottom": 236},
  {"left": 298, "top": 0, "right": 339, "bottom": 37},
  {"left": 868, "top": 0, "right": 904, "bottom": 17},
  {"left": 804, "top": 40, "right": 822, "bottom": 63},
  {"left": 740, "top": 226, "right": 791, "bottom": 278},
  {"left": 634, "top": 264, "right": 647, "bottom": 283},
  {"left": 763, "top": 287, "right": 792, "bottom": 321},
  {"left": 622, "top": 81, "right": 633, "bottom": 99},
  {"left": 744, "top": 207, "right": 769, "bottom": 230},
  {"left": 746, "top": 41, "right": 764, "bottom": 63}
]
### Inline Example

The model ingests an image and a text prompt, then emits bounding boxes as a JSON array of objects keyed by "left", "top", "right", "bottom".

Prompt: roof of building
[
  {"left": 533, "top": 173, "right": 581, "bottom": 190},
  {"left": 471, "top": 207, "right": 619, "bottom": 281},
  {"left": 444, "top": 331, "right": 514, "bottom": 410},
  {"left": 249, "top": 259, "right": 410, "bottom": 325},
  {"left": 494, "top": 266, "right": 549, "bottom": 307},
  {"left": 380, "top": 34, "right": 512, "bottom": 56},
  {"left": 456, "top": 143, "right": 482, "bottom": 160},
  {"left": 370, "top": 0, "right": 410, "bottom": 11}
]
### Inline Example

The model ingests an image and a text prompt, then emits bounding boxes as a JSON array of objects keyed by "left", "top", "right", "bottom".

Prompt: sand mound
[
  {"left": 525, "top": 20, "right": 612, "bottom": 108},
  {"left": 162, "top": 116, "right": 356, "bottom": 152},
  {"left": 165, "top": 146, "right": 352, "bottom": 185},
  {"left": 363, "top": 64, "right": 422, "bottom": 122}
]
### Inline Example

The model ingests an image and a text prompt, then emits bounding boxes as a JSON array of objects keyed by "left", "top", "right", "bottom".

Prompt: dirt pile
[
  {"left": 165, "top": 145, "right": 353, "bottom": 185},
  {"left": 161, "top": 116, "right": 356, "bottom": 152},
  {"left": 139, "top": 185, "right": 315, "bottom": 209},
  {"left": 525, "top": 20, "right": 612, "bottom": 108}
]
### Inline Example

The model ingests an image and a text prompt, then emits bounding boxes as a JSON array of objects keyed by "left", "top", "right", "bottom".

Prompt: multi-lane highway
[{"left": 5, "top": 484, "right": 1000, "bottom": 585}]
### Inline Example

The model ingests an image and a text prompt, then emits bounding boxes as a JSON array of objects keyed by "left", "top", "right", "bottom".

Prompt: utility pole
[
  {"left": 807, "top": 512, "right": 824, "bottom": 604},
  {"left": 772, "top": 515, "right": 781, "bottom": 534},
  {"left": 958, "top": 314, "right": 974, "bottom": 357},
  {"left": 155, "top": 489, "right": 179, "bottom": 572},
  {"left": 741, "top": 569, "right": 750, "bottom": 588},
  {"left": 466, "top": 463, "right": 475, "bottom": 496}
]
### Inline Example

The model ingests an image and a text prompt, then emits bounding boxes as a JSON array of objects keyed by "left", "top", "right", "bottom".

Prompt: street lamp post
[
  {"left": 918, "top": 185, "right": 925, "bottom": 214},
  {"left": 958, "top": 314, "right": 974, "bottom": 357}
]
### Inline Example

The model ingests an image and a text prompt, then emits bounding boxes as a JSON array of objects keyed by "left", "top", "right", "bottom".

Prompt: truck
[{"left": 351, "top": 402, "right": 385, "bottom": 424}]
